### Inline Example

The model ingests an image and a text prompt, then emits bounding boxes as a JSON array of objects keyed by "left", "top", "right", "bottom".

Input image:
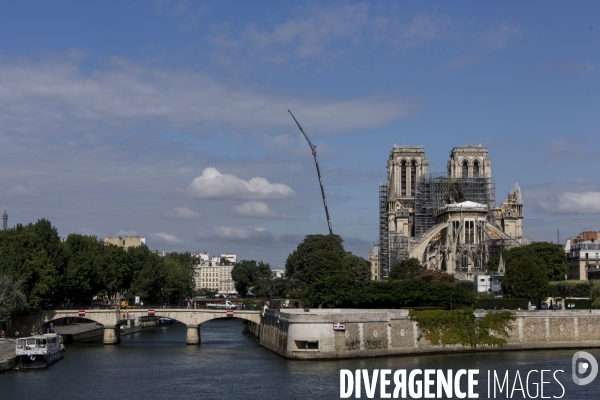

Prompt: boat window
[
  {"left": 26, "top": 338, "right": 37, "bottom": 346},
  {"left": 17, "top": 339, "right": 24, "bottom": 348},
  {"left": 40, "top": 339, "right": 47, "bottom": 347}
]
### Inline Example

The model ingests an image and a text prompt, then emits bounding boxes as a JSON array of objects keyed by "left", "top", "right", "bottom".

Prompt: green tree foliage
[
  {"left": 342, "top": 252, "right": 371, "bottom": 282},
  {"left": 0, "top": 275, "right": 28, "bottom": 323},
  {"left": 528, "top": 242, "right": 568, "bottom": 281},
  {"left": 231, "top": 260, "right": 272, "bottom": 297},
  {"left": 590, "top": 283, "right": 600, "bottom": 309},
  {"left": 502, "top": 255, "right": 549, "bottom": 301},
  {"left": 127, "top": 246, "right": 167, "bottom": 304},
  {"left": 163, "top": 253, "right": 194, "bottom": 300},
  {"left": 302, "top": 272, "right": 475, "bottom": 309},
  {"left": 486, "top": 257, "right": 500, "bottom": 272},
  {"left": 99, "top": 244, "right": 129, "bottom": 296},
  {"left": 0, "top": 218, "right": 198, "bottom": 309},
  {"left": 390, "top": 258, "right": 424, "bottom": 280},
  {"left": 302, "top": 273, "right": 371, "bottom": 308},
  {"left": 0, "top": 220, "right": 61, "bottom": 308},
  {"left": 195, "top": 288, "right": 218, "bottom": 298},
  {"left": 409, "top": 309, "right": 516, "bottom": 349},
  {"left": 61, "top": 234, "right": 105, "bottom": 305},
  {"left": 494, "top": 242, "right": 567, "bottom": 281},
  {"left": 548, "top": 280, "right": 592, "bottom": 298},
  {"left": 285, "top": 234, "right": 345, "bottom": 288}
]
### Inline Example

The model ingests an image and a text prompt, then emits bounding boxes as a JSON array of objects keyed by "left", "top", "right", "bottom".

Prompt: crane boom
[{"left": 288, "top": 110, "right": 333, "bottom": 235}]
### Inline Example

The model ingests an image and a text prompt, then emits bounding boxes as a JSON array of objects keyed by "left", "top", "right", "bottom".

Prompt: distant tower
[{"left": 2, "top": 207, "right": 7, "bottom": 230}]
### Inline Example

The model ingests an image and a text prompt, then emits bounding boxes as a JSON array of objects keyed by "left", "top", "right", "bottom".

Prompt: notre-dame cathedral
[{"left": 376, "top": 144, "right": 524, "bottom": 279}]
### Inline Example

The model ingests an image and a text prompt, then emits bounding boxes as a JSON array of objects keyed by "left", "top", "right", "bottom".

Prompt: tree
[
  {"left": 163, "top": 254, "right": 194, "bottom": 301},
  {"left": 195, "top": 288, "right": 218, "bottom": 298},
  {"left": 390, "top": 258, "right": 424, "bottom": 280},
  {"left": 343, "top": 252, "right": 371, "bottom": 281},
  {"left": 0, "top": 274, "right": 28, "bottom": 324},
  {"left": 128, "top": 246, "right": 167, "bottom": 304},
  {"left": 60, "top": 234, "right": 105, "bottom": 305},
  {"left": 231, "top": 260, "right": 272, "bottom": 297},
  {"left": 0, "top": 221, "right": 61, "bottom": 308},
  {"left": 591, "top": 283, "right": 600, "bottom": 309},
  {"left": 285, "top": 234, "right": 345, "bottom": 288},
  {"left": 528, "top": 242, "right": 568, "bottom": 281},
  {"left": 493, "top": 242, "right": 568, "bottom": 281},
  {"left": 502, "top": 255, "right": 548, "bottom": 301}
]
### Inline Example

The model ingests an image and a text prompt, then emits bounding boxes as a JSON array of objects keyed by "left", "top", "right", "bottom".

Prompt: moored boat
[{"left": 15, "top": 333, "right": 65, "bottom": 369}]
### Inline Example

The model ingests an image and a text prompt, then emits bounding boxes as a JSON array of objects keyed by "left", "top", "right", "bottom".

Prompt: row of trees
[
  {"left": 495, "top": 242, "right": 569, "bottom": 302},
  {"left": 256, "top": 234, "right": 476, "bottom": 309},
  {"left": 0, "top": 219, "right": 195, "bottom": 324}
]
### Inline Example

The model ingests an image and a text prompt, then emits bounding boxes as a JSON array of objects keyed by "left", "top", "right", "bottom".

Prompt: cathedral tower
[{"left": 386, "top": 144, "right": 428, "bottom": 237}]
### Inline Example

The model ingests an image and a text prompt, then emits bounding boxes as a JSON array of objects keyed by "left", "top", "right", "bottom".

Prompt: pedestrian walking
[{"left": 15, "top": 330, "right": 19, "bottom": 339}]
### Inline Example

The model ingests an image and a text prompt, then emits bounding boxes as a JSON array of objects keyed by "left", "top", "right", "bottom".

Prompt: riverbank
[
  {"left": 258, "top": 308, "right": 600, "bottom": 359},
  {"left": 0, "top": 339, "right": 16, "bottom": 372}
]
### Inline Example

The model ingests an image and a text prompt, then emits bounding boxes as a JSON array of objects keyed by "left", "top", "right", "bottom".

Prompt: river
[{"left": 1, "top": 319, "right": 598, "bottom": 399}]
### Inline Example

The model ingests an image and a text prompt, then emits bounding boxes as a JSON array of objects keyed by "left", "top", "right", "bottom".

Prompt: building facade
[
  {"left": 193, "top": 253, "right": 238, "bottom": 294},
  {"left": 565, "top": 236, "right": 600, "bottom": 280},
  {"left": 103, "top": 236, "right": 146, "bottom": 248},
  {"left": 379, "top": 144, "right": 524, "bottom": 279},
  {"left": 368, "top": 244, "right": 380, "bottom": 280}
]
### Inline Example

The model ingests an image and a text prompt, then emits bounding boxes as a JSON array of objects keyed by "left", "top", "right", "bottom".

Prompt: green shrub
[
  {"left": 457, "top": 280, "right": 475, "bottom": 293},
  {"left": 591, "top": 284, "right": 600, "bottom": 309},
  {"left": 475, "top": 298, "right": 529, "bottom": 310},
  {"left": 548, "top": 281, "right": 592, "bottom": 298}
]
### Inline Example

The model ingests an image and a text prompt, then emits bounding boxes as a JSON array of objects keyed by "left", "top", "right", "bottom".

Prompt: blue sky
[{"left": 1, "top": 1, "right": 599, "bottom": 268}]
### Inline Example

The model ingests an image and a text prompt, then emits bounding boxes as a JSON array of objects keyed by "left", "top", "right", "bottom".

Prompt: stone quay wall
[{"left": 257, "top": 309, "right": 600, "bottom": 359}]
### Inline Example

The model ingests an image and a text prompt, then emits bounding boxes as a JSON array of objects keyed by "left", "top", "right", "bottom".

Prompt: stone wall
[{"left": 258, "top": 309, "right": 600, "bottom": 359}]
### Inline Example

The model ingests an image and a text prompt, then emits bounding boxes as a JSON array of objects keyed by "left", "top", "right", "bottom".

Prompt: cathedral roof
[{"left": 439, "top": 201, "right": 488, "bottom": 212}]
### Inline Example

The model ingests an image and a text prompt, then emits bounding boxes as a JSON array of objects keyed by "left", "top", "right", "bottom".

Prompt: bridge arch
[{"left": 41, "top": 309, "right": 262, "bottom": 345}]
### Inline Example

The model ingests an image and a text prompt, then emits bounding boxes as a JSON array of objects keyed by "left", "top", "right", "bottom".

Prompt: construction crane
[{"left": 288, "top": 110, "right": 333, "bottom": 235}]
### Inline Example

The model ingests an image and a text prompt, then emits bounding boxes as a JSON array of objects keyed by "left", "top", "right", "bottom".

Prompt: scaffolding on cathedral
[
  {"left": 414, "top": 173, "right": 495, "bottom": 237},
  {"left": 379, "top": 183, "right": 389, "bottom": 278},
  {"left": 389, "top": 233, "right": 409, "bottom": 268}
]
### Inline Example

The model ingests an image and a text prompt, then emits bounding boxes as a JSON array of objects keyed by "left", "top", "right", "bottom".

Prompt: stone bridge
[{"left": 41, "top": 309, "right": 262, "bottom": 345}]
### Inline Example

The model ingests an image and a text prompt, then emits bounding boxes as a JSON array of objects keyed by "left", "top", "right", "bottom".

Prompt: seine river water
[{"left": 1, "top": 319, "right": 598, "bottom": 399}]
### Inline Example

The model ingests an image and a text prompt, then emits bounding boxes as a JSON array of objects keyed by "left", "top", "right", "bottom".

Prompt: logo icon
[{"left": 572, "top": 351, "right": 598, "bottom": 385}]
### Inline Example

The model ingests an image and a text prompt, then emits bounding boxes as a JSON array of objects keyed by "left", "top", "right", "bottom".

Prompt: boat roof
[{"left": 20, "top": 333, "right": 61, "bottom": 339}]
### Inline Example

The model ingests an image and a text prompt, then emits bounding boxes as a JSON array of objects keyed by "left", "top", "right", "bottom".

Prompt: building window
[
  {"left": 401, "top": 161, "right": 406, "bottom": 196},
  {"left": 462, "top": 161, "right": 468, "bottom": 178},
  {"left": 473, "top": 161, "right": 479, "bottom": 177},
  {"left": 410, "top": 160, "right": 416, "bottom": 197},
  {"left": 465, "top": 221, "right": 474, "bottom": 244},
  {"left": 586, "top": 253, "right": 589, "bottom": 259}
]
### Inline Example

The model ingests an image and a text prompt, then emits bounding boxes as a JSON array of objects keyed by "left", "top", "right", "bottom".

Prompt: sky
[{"left": 0, "top": 1, "right": 599, "bottom": 269}]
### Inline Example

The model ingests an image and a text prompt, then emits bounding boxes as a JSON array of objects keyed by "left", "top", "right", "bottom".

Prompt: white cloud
[
  {"left": 536, "top": 60, "right": 598, "bottom": 74},
  {"left": 525, "top": 181, "right": 600, "bottom": 215},
  {"left": 0, "top": 54, "right": 417, "bottom": 139},
  {"left": 554, "top": 192, "right": 600, "bottom": 214},
  {"left": 188, "top": 167, "right": 294, "bottom": 199},
  {"left": 197, "top": 226, "right": 275, "bottom": 244},
  {"left": 208, "top": 5, "right": 520, "bottom": 70},
  {"left": 4, "top": 184, "right": 35, "bottom": 197},
  {"left": 153, "top": 232, "right": 182, "bottom": 244},
  {"left": 233, "top": 201, "right": 276, "bottom": 218},
  {"left": 172, "top": 206, "right": 202, "bottom": 218}
]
